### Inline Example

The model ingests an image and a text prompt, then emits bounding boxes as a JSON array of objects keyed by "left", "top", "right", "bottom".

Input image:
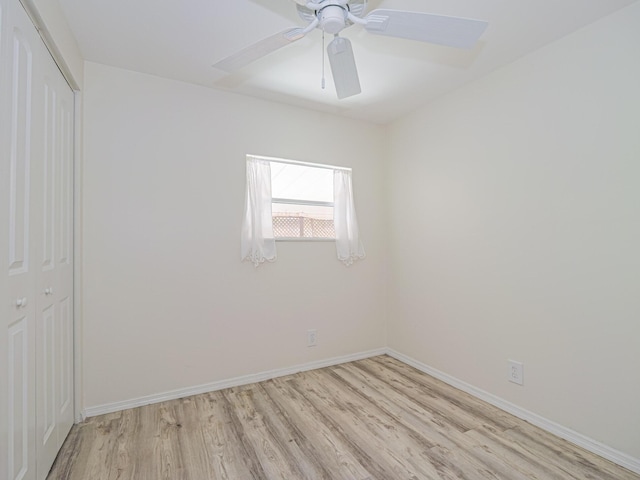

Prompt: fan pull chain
[{"left": 321, "top": 30, "right": 326, "bottom": 90}]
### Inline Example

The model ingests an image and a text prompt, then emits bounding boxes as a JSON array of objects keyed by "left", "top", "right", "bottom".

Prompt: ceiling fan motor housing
[
  {"left": 318, "top": 5, "right": 347, "bottom": 34},
  {"left": 297, "top": 1, "right": 368, "bottom": 33}
]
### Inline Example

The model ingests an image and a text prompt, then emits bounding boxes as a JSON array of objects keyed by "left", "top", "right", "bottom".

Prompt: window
[
  {"left": 268, "top": 157, "right": 347, "bottom": 240},
  {"left": 241, "top": 155, "right": 365, "bottom": 266}
]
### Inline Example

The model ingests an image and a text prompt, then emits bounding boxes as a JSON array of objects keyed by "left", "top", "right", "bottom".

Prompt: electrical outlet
[
  {"left": 508, "top": 360, "right": 524, "bottom": 385},
  {"left": 307, "top": 329, "right": 317, "bottom": 347}
]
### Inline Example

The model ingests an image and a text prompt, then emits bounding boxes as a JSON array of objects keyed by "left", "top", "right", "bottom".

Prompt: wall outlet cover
[
  {"left": 307, "top": 329, "right": 317, "bottom": 347},
  {"left": 508, "top": 360, "right": 524, "bottom": 385}
]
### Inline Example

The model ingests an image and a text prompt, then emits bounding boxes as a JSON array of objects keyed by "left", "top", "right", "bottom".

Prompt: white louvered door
[{"left": 0, "top": 0, "right": 75, "bottom": 478}]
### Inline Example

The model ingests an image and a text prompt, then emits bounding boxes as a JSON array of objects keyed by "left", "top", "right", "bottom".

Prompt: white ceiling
[{"left": 57, "top": 0, "right": 637, "bottom": 124}]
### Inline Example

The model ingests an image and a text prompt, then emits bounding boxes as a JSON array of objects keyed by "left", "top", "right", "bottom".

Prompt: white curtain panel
[
  {"left": 241, "top": 157, "right": 277, "bottom": 266},
  {"left": 334, "top": 169, "right": 366, "bottom": 266}
]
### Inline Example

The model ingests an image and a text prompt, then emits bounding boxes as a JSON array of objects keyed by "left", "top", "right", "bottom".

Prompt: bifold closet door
[
  {"left": 34, "top": 31, "right": 75, "bottom": 479},
  {"left": 0, "top": 0, "right": 39, "bottom": 477},
  {"left": 0, "top": 0, "right": 75, "bottom": 478}
]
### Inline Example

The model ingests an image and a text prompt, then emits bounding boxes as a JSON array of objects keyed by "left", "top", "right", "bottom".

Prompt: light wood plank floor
[{"left": 48, "top": 355, "right": 640, "bottom": 479}]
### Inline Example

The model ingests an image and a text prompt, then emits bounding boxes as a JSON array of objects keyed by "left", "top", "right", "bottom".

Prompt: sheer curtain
[
  {"left": 334, "top": 169, "right": 365, "bottom": 266},
  {"left": 241, "top": 157, "right": 277, "bottom": 266}
]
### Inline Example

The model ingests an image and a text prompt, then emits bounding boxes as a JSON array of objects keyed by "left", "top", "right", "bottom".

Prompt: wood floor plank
[
  {"left": 263, "top": 375, "right": 383, "bottom": 479},
  {"left": 47, "top": 355, "right": 640, "bottom": 480},
  {"left": 425, "top": 444, "right": 505, "bottom": 480},
  {"left": 90, "top": 411, "right": 133, "bottom": 480},
  {"left": 222, "top": 386, "right": 311, "bottom": 479},
  {"left": 173, "top": 396, "right": 217, "bottom": 480},
  {"left": 249, "top": 383, "right": 337, "bottom": 479},
  {"left": 329, "top": 363, "right": 509, "bottom": 480},
  {"left": 502, "top": 425, "right": 640, "bottom": 480},
  {"left": 312, "top": 367, "right": 497, "bottom": 480},
  {"left": 293, "top": 369, "right": 443, "bottom": 479},
  {"left": 331, "top": 362, "right": 477, "bottom": 446},
  {"left": 200, "top": 390, "right": 269, "bottom": 479},
  {"left": 189, "top": 393, "right": 244, "bottom": 480},
  {"left": 366, "top": 356, "right": 523, "bottom": 431},
  {"left": 465, "top": 425, "right": 570, "bottom": 480}
]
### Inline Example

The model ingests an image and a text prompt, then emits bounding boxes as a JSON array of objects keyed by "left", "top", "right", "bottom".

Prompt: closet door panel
[
  {"left": 4, "top": 4, "right": 38, "bottom": 478},
  {"left": 38, "top": 304, "right": 56, "bottom": 440},
  {"left": 35, "top": 69, "right": 60, "bottom": 477},
  {"left": 7, "top": 14, "right": 32, "bottom": 279},
  {"left": 58, "top": 295, "right": 73, "bottom": 423},
  {"left": 38, "top": 69, "right": 75, "bottom": 464},
  {"left": 41, "top": 80, "right": 56, "bottom": 273},
  {"left": 36, "top": 40, "right": 75, "bottom": 479},
  {"left": 56, "top": 83, "right": 75, "bottom": 441},
  {"left": 7, "top": 317, "right": 31, "bottom": 480},
  {"left": 1, "top": 0, "right": 10, "bottom": 477},
  {"left": 58, "top": 90, "right": 72, "bottom": 269}
]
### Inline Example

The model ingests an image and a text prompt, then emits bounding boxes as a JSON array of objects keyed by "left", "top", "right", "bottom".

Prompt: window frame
[{"left": 248, "top": 154, "right": 351, "bottom": 242}]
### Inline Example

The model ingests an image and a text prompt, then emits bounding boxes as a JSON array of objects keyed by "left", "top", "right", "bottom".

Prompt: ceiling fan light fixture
[{"left": 318, "top": 5, "right": 347, "bottom": 34}]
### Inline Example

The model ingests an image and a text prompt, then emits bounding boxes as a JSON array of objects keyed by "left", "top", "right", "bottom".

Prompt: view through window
[{"left": 269, "top": 159, "right": 339, "bottom": 239}]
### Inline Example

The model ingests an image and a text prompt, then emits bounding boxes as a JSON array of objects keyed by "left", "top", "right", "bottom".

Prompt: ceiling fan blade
[
  {"left": 213, "top": 28, "right": 305, "bottom": 72},
  {"left": 364, "top": 9, "right": 488, "bottom": 49},
  {"left": 327, "top": 37, "right": 361, "bottom": 100}
]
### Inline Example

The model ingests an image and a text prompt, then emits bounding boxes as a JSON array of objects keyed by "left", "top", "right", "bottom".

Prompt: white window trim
[{"left": 249, "top": 154, "right": 352, "bottom": 173}]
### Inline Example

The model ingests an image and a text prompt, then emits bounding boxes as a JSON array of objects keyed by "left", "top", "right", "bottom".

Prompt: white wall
[
  {"left": 82, "top": 62, "right": 388, "bottom": 409},
  {"left": 388, "top": 2, "right": 640, "bottom": 459}
]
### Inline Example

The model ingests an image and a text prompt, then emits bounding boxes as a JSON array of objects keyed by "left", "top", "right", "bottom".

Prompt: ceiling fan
[{"left": 213, "top": 0, "right": 488, "bottom": 99}]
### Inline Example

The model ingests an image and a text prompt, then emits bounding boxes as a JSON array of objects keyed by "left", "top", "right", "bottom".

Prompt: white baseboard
[
  {"left": 385, "top": 348, "right": 640, "bottom": 476},
  {"left": 82, "top": 347, "right": 387, "bottom": 419}
]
